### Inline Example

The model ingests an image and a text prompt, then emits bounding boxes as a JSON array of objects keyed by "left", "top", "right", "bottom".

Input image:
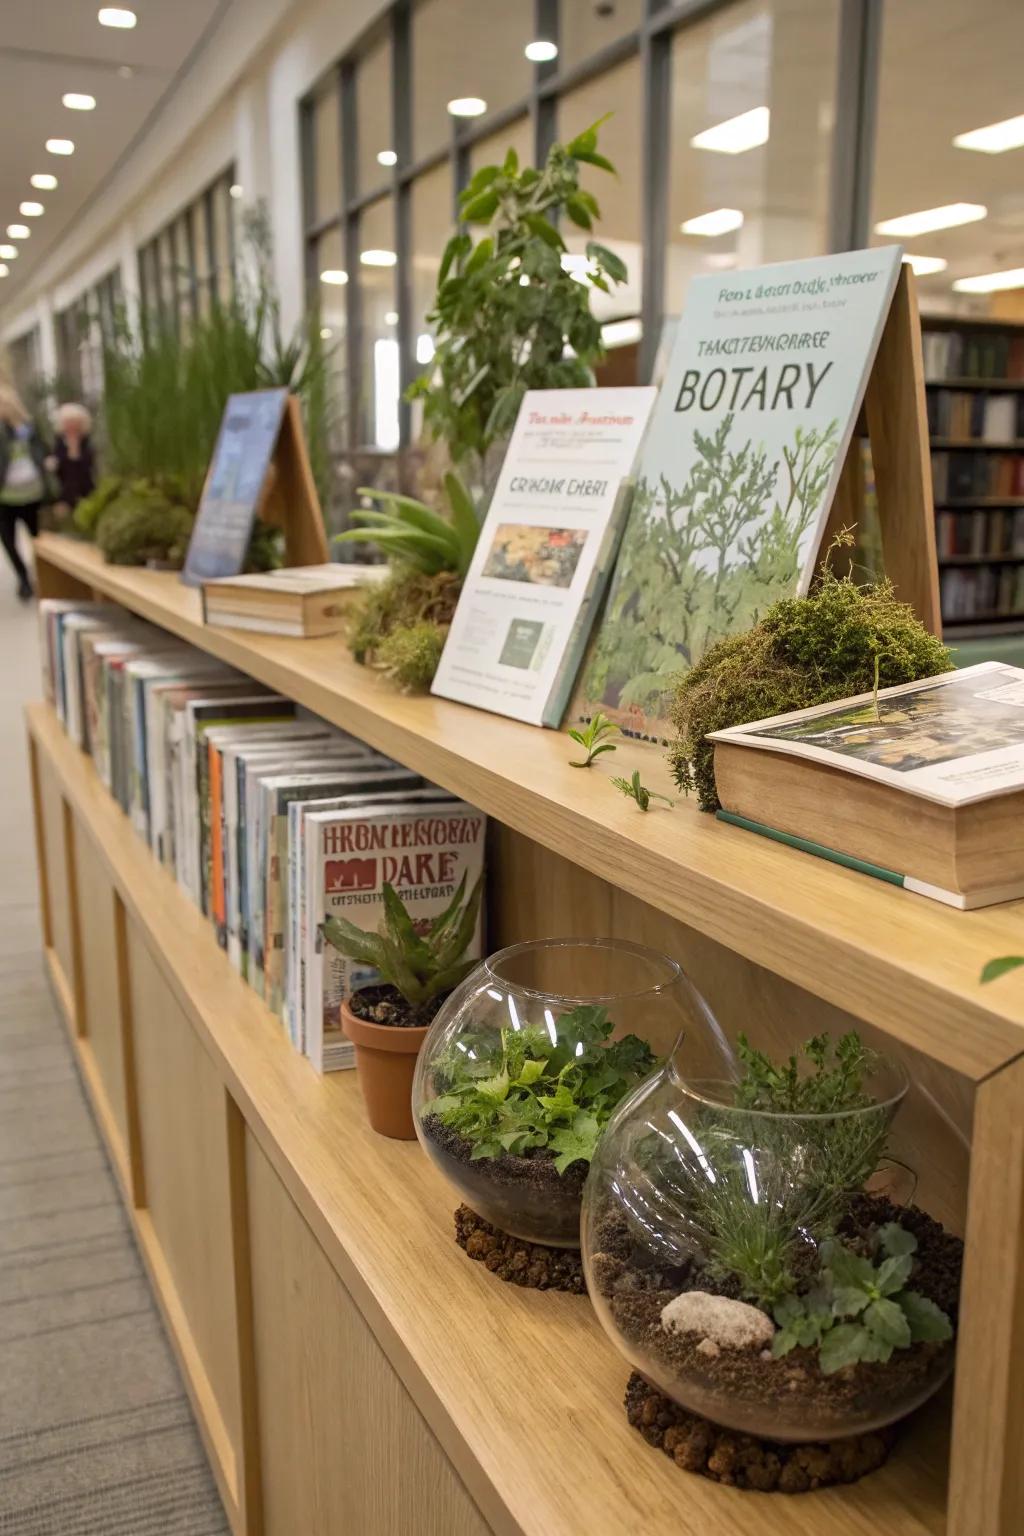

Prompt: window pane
[
  {"left": 871, "top": 0, "right": 1024, "bottom": 318},
  {"left": 667, "top": 0, "right": 837, "bottom": 317},
  {"left": 467, "top": 115, "right": 532, "bottom": 177},
  {"left": 559, "top": 0, "right": 643, "bottom": 69},
  {"left": 412, "top": 0, "right": 532, "bottom": 158},
  {"left": 313, "top": 85, "right": 342, "bottom": 225},
  {"left": 356, "top": 38, "right": 393, "bottom": 195},
  {"left": 560, "top": 56, "right": 642, "bottom": 323},
  {"left": 410, "top": 161, "right": 452, "bottom": 374},
  {"left": 314, "top": 225, "right": 350, "bottom": 452},
  {"left": 356, "top": 198, "right": 399, "bottom": 448},
  {"left": 211, "top": 180, "right": 234, "bottom": 301}
]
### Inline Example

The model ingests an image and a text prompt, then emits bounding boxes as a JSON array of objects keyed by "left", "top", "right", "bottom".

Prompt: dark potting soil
[
  {"left": 591, "top": 1194, "right": 963, "bottom": 1440},
  {"left": 454, "top": 1205, "right": 586, "bottom": 1293},
  {"left": 624, "top": 1373, "right": 895, "bottom": 1493},
  {"left": 349, "top": 983, "right": 443, "bottom": 1030},
  {"left": 421, "top": 1115, "right": 587, "bottom": 1246}
]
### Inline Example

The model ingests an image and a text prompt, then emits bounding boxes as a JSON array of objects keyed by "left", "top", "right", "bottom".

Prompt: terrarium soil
[
  {"left": 624, "top": 1373, "right": 895, "bottom": 1492},
  {"left": 592, "top": 1194, "right": 962, "bottom": 1443},
  {"left": 454, "top": 1205, "right": 585, "bottom": 1293},
  {"left": 421, "top": 1115, "right": 587, "bottom": 1246},
  {"left": 349, "top": 983, "right": 443, "bottom": 1030}
]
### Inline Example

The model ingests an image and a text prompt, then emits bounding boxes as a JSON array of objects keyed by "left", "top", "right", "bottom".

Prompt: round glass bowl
[
  {"left": 413, "top": 939, "right": 730, "bottom": 1247},
  {"left": 582, "top": 1048, "right": 956, "bottom": 1440}
]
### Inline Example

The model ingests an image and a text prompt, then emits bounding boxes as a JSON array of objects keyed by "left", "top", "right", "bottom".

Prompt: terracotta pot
[{"left": 341, "top": 997, "right": 428, "bottom": 1140}]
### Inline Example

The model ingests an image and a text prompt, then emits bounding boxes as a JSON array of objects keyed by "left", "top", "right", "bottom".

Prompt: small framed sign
[{"left": 182, "top": 389, "right": 328, "bottom": 586}]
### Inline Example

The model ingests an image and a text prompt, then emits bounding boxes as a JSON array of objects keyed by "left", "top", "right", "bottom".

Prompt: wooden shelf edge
[
  {"left": 31, "top": 535, "right": 1024, "bottom": 1081},
  {"left": 26, "top": 702, "right": 950, "bottom": 1536}
]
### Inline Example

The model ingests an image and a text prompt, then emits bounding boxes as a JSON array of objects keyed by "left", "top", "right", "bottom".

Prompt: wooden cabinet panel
[
  {"left": 245, "top": 1132, "right": 490, "bottom": 1536},
  {"left": 126, "top": 921, "right": 243, "bottom": 1505},
  {"left": 36, "top": 753, "right": 75, "bottom": 1006},
  {"left": 73, "top": 822, "right": 128, "bottom": 1158}
]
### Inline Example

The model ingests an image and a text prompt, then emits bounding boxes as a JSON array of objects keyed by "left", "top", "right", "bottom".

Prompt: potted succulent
[
  {"left": 321, "top": 874, "right": 483, "bottom": 1139},
  {"left": 583, "top": 1029, "right": 963, "bottom": 1489}
]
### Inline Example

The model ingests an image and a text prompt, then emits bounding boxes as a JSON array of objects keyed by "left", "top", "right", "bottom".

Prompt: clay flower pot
[{"left": 341, "top": 996, "right": 428, "bottom": 1140}]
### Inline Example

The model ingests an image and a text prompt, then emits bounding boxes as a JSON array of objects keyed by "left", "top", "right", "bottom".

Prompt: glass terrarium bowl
[
  {"left": 582, "top": 1047, "right": 956, "bottom": 1441},
  {"left": 413, "top": 938, "right": 731, "bottom": 1248}
]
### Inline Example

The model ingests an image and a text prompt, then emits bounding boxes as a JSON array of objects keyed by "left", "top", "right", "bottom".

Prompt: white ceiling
[{"left": 0, "top": 0, "right": 228, "bottom": 310}]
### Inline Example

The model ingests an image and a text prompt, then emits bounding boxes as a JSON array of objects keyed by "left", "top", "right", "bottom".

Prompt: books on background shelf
[
  {"left": 38, "top": 599, "right": 488, "bottom": 1074},
  {"left": 931, "top": 449, "right": 1024, "bottom": 502},
  {"left": 201, "top": 563, "right": 391, "bottom": 638},
  {"left": 922, "top": 327, "right": 1024, "bottom": 383},
  {"left": 940, "top": 564, "right": 1024, "bottom": 624},
  {"left": 935, "top": 507, "right": 1024, "bottom": 561},
  {"left": 710, "top": 662, "right": 1024, "bottom": 909},
  {"left": 927, "top": 388, "right": 1024, "bottom": 442}
]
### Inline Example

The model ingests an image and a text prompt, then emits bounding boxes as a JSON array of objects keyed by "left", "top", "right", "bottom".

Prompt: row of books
[
  {"left": 940, "top": 565, "right": 1024, "bottom": 623},
  {"left": 922, "top": 328, "right": 1024, "bottom": 383},
  {"left": 931, "top": 451, "right": 1024, "bottom": 502},
  {"left": 926, "top": 389, "right": 1024, "bottom": 442},
  {"left": 38, "top": 600, "right": 487, "bottom": 1072},
  {"left": 935, "top": 508, "right": 1024, "bottom": 560}
]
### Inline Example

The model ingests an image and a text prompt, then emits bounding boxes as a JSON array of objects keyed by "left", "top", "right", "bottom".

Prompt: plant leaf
[
  {"left": 864, "top": 1296, "right": 912, "bottom": 1349},
  {"left": 461, "top": 189, "right": 500, "bottom": 223},
  {"left": 877, "top": 1252, "right": 914, "bottom": 1297},
  {"left": 899, "top": 1290, "right": 953, "bottom": 1343},
  {"left": 443, "top": 470, "right": 481, "bottom": 574},
  {"left": 819, "top": 1323, "right": 871, "bottom": 1375},
  {"left": 573, "top": 149, "right": 616, "bottom": 172},
  {"left": 981, "top": 955, "right": 1024, "bottom": 984},
  {"left": 832, "top": 1285, "right": 871, "bottom": 1319},
  {"left": 464, "top": 237, "right": 494, "bottom": 277},
  {"left": 876, "top": 1223, "right": 917, "bottom": 1259},
  {"left": 320, "top": 916, "right": 387, "bottom": 970},
  {"left": 438, "top": 231, "right": 471, "bottom": 285},
  {"left": 585, "top": 240, "right": 628, "bottom": 284},
  {"left": 522, "top": 213, "right": 565, "bottom": 251}
]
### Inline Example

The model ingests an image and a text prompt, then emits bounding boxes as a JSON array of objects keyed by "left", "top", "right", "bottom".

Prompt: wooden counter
[{"left": 27, "top": 534, "right": 1024, "bottom": 1534}]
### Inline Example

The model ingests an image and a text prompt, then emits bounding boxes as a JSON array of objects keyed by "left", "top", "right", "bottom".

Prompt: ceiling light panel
[
  {"left": 320, "top": 269, "right": 348, "bottom": 285},
  {"left": 525, "top": 41, "right": 558, "bottom": 62},
  {"left": 98, "top": 7, "right": 137, "bottom": 27},
  {"left": 0, "top": 245, "right": 18, "bottom": 259},
  {"left": 690, "top": 107, "right": 769, "bottom": 154},
  {"left": 447, "top": 97, "right": 487, "bottom": 118},
  {"left": 680, "top": 208, "right": 744, "bottom": 237},
  {"left": 874, "top": 203, "right": 986, "bottom": 237},
  {"left": 19, "top": 202, "right": 44, "bottom": 217},
  {"left": 6, "top": 225, "right": 30, "bottom": 239},
  {"left": 46, "top": 139, "right": 75, "bottom": 156},
  {"left": 953, "top": 114, "right": 1024, "bottom": 154},
  {"left": 953, "top": 268, "right": 1024, "bottom": 294},
  {"left": 31, "top": 173, "right": 57, "bottom": 190},
  {"left": 62, "top": 93, "right": 96, "bottom": 111},
  {"left": 901, "top": 254, "right": 948, "bottom": 276}
]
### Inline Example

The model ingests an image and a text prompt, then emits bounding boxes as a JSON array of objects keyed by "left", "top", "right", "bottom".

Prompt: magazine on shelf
[
  {"left": 125, "top": 654, "right": 230, "bottom": 842},
  {"left": 304, "top": 799, "right": 486, "bottom": 1073},
  {"left": 579, "top": 245, "right": 904, "bottom": 739},
  {"left": 431, "top": 386, "right": 657, "bottom": 727}
]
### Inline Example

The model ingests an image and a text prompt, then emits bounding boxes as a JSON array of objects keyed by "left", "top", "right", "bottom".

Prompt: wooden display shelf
[
  {"left": 25, "top": 702, "right": 952, "bottom": 1536},
  {"left": 31, "top": 534, "right": 1024, "bottom": 1084},
  {"left": 925, "top": 378, "right": 1024, "bottom": 390}
]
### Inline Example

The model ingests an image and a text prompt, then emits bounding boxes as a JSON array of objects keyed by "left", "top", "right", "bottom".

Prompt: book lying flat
[
  {"left": 710, "top": 661, "right": 1024, "bottom": 908},
  {"left": 201, "top": 563, "right": 390, "bottom": 637}
]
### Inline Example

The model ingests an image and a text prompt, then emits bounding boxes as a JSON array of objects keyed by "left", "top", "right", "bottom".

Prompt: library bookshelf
[{"left": 26, "top": 532, "right": 1024, "bottom": 1536}]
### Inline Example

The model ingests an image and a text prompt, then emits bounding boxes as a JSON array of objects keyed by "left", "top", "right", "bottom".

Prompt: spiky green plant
[
  {"left": 335, "top": 471, "right": 479, "bottom": 577},
  {"left": 321, "top": 873, "right": 483, "bottom": 1009}
]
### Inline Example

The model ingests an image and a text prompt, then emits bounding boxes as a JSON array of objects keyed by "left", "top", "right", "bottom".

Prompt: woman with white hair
[
  {"left": 0, "top": 384, "right": 50, "bottom": 600},
  {"left": 51, "top": 401, "right": 96, "bottom": 513}
]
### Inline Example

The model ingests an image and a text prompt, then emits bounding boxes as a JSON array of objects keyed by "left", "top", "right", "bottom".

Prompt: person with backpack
[{"left": 0, "top": 385, "right": 51, "bottom": 600}]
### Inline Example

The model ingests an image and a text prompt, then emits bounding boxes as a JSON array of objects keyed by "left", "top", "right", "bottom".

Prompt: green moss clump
[
  {"left": 95, "top": 482, "right": 194, "bottom": 568},
  {"left": 348, "top": 567, "right": 461, "bottom": 690},
  {"left": 670, "top": 565, "right": 954, "bottom": 811},
  {"left": 73, "top": 476, "right": 123, "bottom": 538}
]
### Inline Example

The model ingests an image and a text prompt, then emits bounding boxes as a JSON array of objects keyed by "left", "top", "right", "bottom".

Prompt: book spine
[{"left": 716, "top": 809, "right": 911, "bottom": 888}]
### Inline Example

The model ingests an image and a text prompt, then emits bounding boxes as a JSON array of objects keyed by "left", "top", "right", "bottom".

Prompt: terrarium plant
[
  {"left": 583, "top": 1028, "right": 963, "bottom": 1484},
  {"left": 321, "top": 874, "right": 483, "bottom": 1139}
]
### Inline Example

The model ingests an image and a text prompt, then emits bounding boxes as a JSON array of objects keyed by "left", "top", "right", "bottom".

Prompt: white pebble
[{"left": 661, "top": 1290, "right": 775, "bottom": 1350}]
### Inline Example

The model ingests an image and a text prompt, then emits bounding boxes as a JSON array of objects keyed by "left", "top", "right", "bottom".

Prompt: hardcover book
[
  {"left": 710, "top": 661, "right": 1024, "bottom": 908},
  {"left": 201, "top": 562, "right": 390, "bottom": 637},
  {"left": 431, "top": 386, "right": 656, "bottom": 726},
  {"left": 580, "top": 245, "right": 904, "bottom": 739}
]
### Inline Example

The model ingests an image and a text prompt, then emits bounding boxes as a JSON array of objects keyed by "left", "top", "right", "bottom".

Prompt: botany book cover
[
  {"left": 581, "top": 245, "right": 903, "bottom": 739},
  {"left": 712, "top": 660, "right": 1024, "bottom": 807}
]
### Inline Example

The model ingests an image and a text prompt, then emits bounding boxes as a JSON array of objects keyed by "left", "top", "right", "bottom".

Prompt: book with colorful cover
[{"left": 304, "top": 799, "right": 486, "bottom": 1073}]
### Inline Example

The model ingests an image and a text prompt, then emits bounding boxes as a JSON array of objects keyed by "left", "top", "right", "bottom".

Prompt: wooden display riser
[{"left": 25, "top": 533, "right": 1024, "bottom": 1534}]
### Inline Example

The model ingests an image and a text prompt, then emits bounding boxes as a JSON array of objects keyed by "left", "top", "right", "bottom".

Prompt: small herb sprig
[
  {"left": 611, "top": 769, "right": 673, "bottom": 811},
  {"left": 772, "top": 1224, "right": 952, "bottom": 1373},
  {"left": 734, "top": 1031, "right": 874, "bottom": 1114},
  {"left": 567, "top": 711, "right": 620, "bottom": 768}
]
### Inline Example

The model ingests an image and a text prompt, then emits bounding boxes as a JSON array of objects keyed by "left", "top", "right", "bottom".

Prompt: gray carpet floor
[{"left": 0, "top": 574, "right": 229, "bottom": 1535}]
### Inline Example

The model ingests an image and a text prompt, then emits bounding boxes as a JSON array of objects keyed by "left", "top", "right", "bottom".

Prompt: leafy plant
[
  {"left": 610, "top": 769, "right": 673, "bottom": 811},
  {"left": 73, "top": 475, "right": 122, "bottom": 537},
  {"left": 772, "top": 1224, "right": 952, "bottom": 1374},
  {"left": 568, "top": 711, "right": 620, "bottom": 768},
  {"left": 734, "top": 1031, "right": 874, "bottom": 1115},
  {"left": 335, "top": 471, "right": 479, "bottom": 577},
  {"left": 94, "top": 483, "right": 194, "bottom": 567},
  {"left": 408, "top": 121, "right": 626, "bottom": 480},
  {"left": 981, "top": 956, "right": 1024, "bottom": 983},
  {"left": 423, "top": 1003, "right": 656, "bottom": 1172},
  {"left": 321, "top": 872, "right": 482, "bottom": 1009}
]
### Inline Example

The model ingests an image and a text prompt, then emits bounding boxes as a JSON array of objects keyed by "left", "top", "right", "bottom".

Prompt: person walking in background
[
  {"left": 0, "top": 385, "right": 50, "bottom": 601},
  {"left": 50, "top": 402, "right": 95, "bottom": 514}
]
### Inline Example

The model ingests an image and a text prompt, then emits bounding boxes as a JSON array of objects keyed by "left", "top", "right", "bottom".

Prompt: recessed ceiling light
[
  {"left": 875, "top": 203, "right": 986, "bottom": 237},
  {"left": 31, "top": 173, "right": 57, "bottom": 190},
  {"left": 680, "top": 207, "right": 744, "bottom": 237},
  {"left": 63, "top": 93, "right": 96, "bottom": 111},
  {"left": 98, "top": 7, "right": 137, "bottom": 27},
  {"left": 319, "top": 327, "right": 333, "bottom": 340},
  {"left": 360, "top": 249, "right": 397, "bottom": 266},
  {"left": 0, "top": 264, "right": 8, "bottom": 278},
  {"left": 19, "top": 202, "right": 44, "bottom": 218},
  {"left": 319, "top": 269, "right": 348, "bottom": 285},
  {"left": 46, "top": 139, "right": 75, "bottom": 156},
  {"left": 954, "top": 113, "right": 1024, "bottom": 155},
  {"left": 384, "top": 310, "right": 398, "bottom": 325},
  {"left": 0, "top": 245, "right": 17, "bottom": 259},
  {"left": 690, "top": 106, "right": 769, "bottom": 155},
  {"left": 525, "top": 40, "right": 558, "bottom": 62},
  {"left": 229, "top": 183, "right": 243, "bottom": 199},
  {"left": 7, "top": 225, "right": 29, "bottom": 240},
  {"left": 902, "top": 254, "right": 948, "bottom": 277},
  {"left": 377, "top": 150, "right": 397, "bottom": 167},
  {"left": 447, "top": 96, "right": 487, "bottom": 118},
  {"left": 953, "top": 267, "right": 1024, "bottom": 294}
]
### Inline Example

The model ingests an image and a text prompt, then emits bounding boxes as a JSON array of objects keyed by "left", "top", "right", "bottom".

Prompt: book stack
[
  {"left": 940, "top": 564, "right": 1024, "bottom": 623},
  {"left": 39, "top": 600, "right": 487, "bottom": 1072},
  {"left": 935, "top": 508, "right": 1024, "bottom": 560},
  {"left": 931, "top": 450, "right": 1024, "bottom": 502},
  {"left": 922, "top": 328, "right": 1024, "bottom": 382},
  {"left": 927, "top": 389, "right": 1024, "bottom": 442},
  {"left": 200, "top": 562, "right": 390, "bottom": 638}
]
